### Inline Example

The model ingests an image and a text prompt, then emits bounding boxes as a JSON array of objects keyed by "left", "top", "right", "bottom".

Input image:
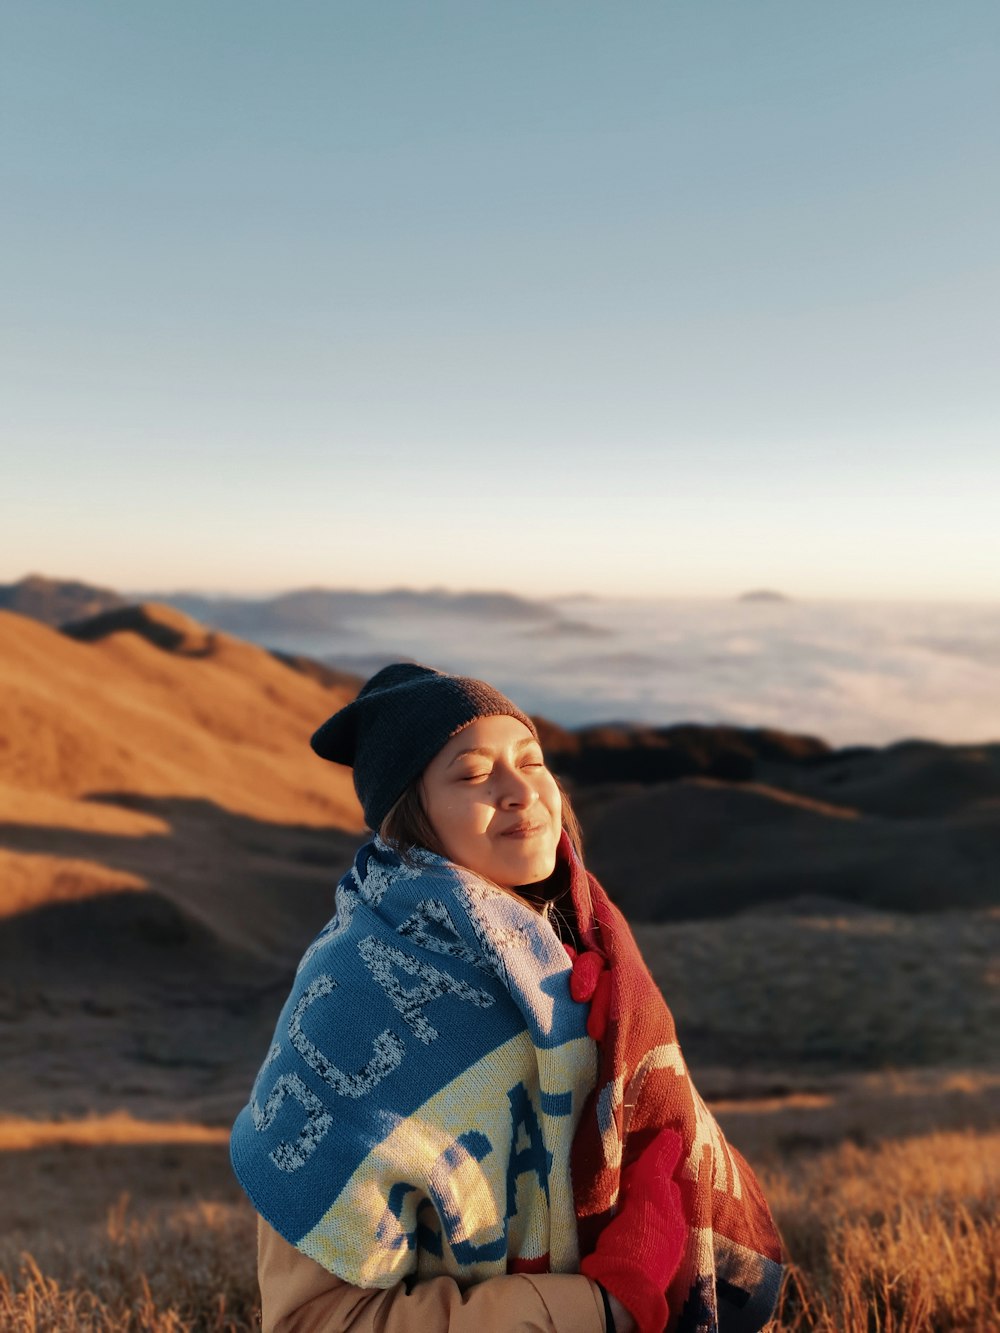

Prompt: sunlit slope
[
  {"left": 0, "top": 606, "right": 364, "bottom": 962},
  {"left": 0, "top": 605, "right": 362, "bottom": 829}
]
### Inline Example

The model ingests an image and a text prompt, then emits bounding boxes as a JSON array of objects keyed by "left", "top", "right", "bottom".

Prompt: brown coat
[{"left": 257, "top": 1215, "right": 607, "bottom": 1332}]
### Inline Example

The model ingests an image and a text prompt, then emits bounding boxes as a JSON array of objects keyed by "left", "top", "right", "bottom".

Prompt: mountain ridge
[{"left": 0, "top": 573, "right": 597, "bottom": 636}]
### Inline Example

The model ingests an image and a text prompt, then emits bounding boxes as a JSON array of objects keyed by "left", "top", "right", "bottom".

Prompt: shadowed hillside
[
  {"left": 537, "top": 716, "right": 831, "bottom": 784},
  {"left": 61, "top": 603, "right": 220, "bottom": 655},
  {"left": 573, "top": 776, "right": 1000, "bottom": 918}
]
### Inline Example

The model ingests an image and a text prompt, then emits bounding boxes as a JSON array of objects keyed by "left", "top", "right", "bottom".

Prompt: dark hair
[{"left": 380, "top": 774, "right": 584, "bottom": 867}]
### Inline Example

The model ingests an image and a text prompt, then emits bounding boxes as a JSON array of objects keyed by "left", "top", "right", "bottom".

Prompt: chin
[{"left": 502, "top": 850, "right": 558, "bottom": 888}]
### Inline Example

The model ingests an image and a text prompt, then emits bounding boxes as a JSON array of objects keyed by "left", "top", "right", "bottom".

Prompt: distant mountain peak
[
  {"left": 738, "top": 589, "right": 791, "bottom": 603},
  {"left": 0, "top": 573, "right": 126, "bottom": 626}
]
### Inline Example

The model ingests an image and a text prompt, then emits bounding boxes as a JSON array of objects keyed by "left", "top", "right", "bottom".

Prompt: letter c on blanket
[
  {"left": 249, "top": 1042, "right": 335, "bottom": 1173},
  {"left": 288, "top": 973, "right": 406, "bottom": 1099}
]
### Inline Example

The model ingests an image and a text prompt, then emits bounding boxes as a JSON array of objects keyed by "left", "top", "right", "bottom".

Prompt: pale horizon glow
[{"left": 4, "top": 2, "right": 998, "bottom": 602}]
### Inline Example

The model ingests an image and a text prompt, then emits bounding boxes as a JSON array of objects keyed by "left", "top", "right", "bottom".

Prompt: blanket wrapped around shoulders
[
  {"left": 231, "top": 835, "right": 597, "bottom": 1285},
  {"left": 569, "top": 840, "right": 785, "bottom": 1331},
  {"left": 231, "top": 834, "right": 784, "bottom": 1331}
]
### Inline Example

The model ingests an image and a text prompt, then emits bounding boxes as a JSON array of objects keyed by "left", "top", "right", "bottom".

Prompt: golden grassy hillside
[
  {"left": 0, "top": 605, "right": 367, "bottom": 982},
  {"left": 0, "top": 606, "right": 362, "bottom": 828}
]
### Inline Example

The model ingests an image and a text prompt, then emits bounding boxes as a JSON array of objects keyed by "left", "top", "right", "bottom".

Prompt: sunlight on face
[{"left": 419, "top": 715, "right": 562, "bottom": 890}]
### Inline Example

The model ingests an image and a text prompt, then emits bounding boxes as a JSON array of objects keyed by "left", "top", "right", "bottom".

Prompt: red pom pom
[{"left": 570, "top": 949, "right": 606, "bottom": 1002}]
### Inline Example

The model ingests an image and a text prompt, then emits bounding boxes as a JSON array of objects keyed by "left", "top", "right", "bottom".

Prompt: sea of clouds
[{"left": 261, "top": 597, "right": 1000, "bottom": 749}]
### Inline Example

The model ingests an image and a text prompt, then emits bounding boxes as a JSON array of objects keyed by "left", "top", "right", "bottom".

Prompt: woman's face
[{"left": 419, "top": 715, "right": 562, "bottom": 890}]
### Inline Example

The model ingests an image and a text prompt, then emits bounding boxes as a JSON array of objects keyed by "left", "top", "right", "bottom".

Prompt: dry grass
[
  {"left": 0, "top": 1104, "right": 997, "bottom": 1331},
  {"left": 0, "top": 1140, "right": 256, "bottom": 1332},
  {"left": 770, "top": 1130, "right": 1000, "bottom": 1332},
  {"left": 0, "top": 1198, "right": 257, "bottom": 1332}
]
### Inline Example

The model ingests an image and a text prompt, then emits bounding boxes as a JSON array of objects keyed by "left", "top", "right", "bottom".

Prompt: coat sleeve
[{"left": 257, "top": 1215, "right": 608, "bottom": 1333}]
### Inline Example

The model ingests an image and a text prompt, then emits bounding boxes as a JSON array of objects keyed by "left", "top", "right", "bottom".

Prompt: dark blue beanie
[{"left": 310, "top": 663, "right": 538, "bottom": 830}]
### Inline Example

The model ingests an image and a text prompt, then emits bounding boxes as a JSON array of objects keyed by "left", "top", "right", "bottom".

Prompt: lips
[{"left": 500, "top": 822, "right": 546, "bottom": 839}]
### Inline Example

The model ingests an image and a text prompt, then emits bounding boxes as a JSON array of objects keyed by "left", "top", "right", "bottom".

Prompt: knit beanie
[{"left": 310, "top": 663, "right": 538, "bottom": 830}]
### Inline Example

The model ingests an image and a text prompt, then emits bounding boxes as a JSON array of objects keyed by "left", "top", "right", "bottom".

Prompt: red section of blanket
[{"left": 562, "top": 833, "right": 784, "bottom": 1332}]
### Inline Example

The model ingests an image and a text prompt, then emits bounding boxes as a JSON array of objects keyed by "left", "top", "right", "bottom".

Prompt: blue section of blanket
[{"left": 230, "top": 838, "right": 588, "bottom": 1248}]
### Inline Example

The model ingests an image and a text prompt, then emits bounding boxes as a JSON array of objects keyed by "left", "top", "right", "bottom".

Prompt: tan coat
[{"left": 257, "top": 1215, "right": 607, "bottom": 1332}]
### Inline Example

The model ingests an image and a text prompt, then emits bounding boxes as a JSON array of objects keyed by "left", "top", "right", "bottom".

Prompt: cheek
[{"left": 430, "top": 788, "right": 490, "bottom": 841}]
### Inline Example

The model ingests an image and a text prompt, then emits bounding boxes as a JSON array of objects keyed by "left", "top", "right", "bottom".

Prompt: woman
[{"left": 231, "top": 664, "right": 783, "bottom": 1332}]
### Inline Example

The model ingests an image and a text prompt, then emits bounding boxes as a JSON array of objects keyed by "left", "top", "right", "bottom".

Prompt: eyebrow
[{"left": 446, "top": 737, "right": 540, "bottom": 767}]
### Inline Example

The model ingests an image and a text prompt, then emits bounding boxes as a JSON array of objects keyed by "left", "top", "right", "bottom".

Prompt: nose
[{"left": 497, "top": 764, "right": 539, "bottom": 809}]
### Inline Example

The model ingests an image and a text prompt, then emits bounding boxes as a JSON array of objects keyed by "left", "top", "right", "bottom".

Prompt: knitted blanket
[
  {"left": 569, "top": 843, "right": 785, "bottom": 1331},
  {"left": 231, "top": 834, "right": 783, "bottom": 1330},
  {"left": 231, "top": 835, "right": 598, "bottom": 1285}
]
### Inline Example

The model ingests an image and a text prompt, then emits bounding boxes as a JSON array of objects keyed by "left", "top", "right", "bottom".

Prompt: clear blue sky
[{"left": 3, "top": 2, "right": 998, "bottom": 599}]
